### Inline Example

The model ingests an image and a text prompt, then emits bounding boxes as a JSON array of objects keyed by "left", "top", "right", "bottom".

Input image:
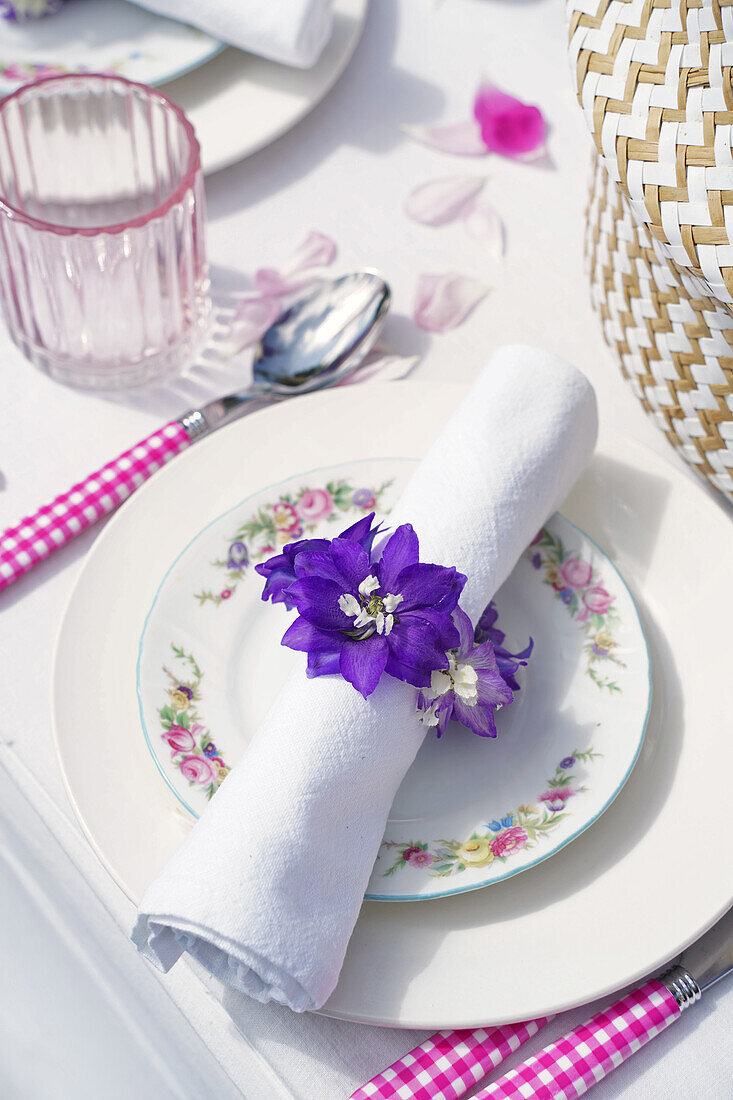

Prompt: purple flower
[
  {"left": 416, "top": 607, "right": 513, "bottom": 737},
  {"left": 227, "top": 540, "right": 249, "bottom": 571},
  {"left": 474, "top": 601, "right": 533, "bottom": 692},
  {"left": 475, "top": 601, "right": 505, "bottom": 647},
  {"left": 560, "top": 756, "right": 575, "bottom": 770},
  {"left": 352, "top": 488, "right": 376, "bottom": 509},
  {"left": 256, "top": 512, "right": 385, "bottom": 609},
  {"left": 203, "top": 742, "right": 219, "bottom": 758},
  {"left": 531, "top": 552, "right": 542, "bottom": 570},
  {"left": 281, "top": 523, "right": 466, "bottom": 698}
]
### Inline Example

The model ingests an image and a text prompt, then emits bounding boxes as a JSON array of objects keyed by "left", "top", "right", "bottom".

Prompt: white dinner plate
[
  {"left": 0, "top": 0, "right": 221, "bottom": 94},
  {"left": 165, "top": 0, "right": 369, "bottom": 174},
  {"left": 53, "top": 383, "right": 733, "bottom": 1027},
  {"left": 136, "top": 460, "right": 650, "bottom": 901}
]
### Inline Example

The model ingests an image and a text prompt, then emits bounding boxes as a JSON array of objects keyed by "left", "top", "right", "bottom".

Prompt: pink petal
[
  {"left": 404, "top": 175, "right": 485, "bottom": 226},
  {"left": 337, "top": 351, "right": 420, "bottom": 386},
  {"left": 462, "top": 198, "right": 504, "bottom": 258},
  {"left": 473, "top": 82, "right": 546, "bottom": 160},
  {"left": 254, "top": 230, "right": 337, "bottom": 297},
  {"left": 403, "top": 120, "right": 487, "bottom": 156},
  {"left": 286, "top": 229, "right": 337, "bottom": 273},
  {"left": 254, "top": 268, "right": 325, "bottom": 297},
  {"left": 232, "top": 295, "right": 282, "bottom": 347},
  {"left": 413, "top": 273, "right": 488, "bottom": 333}
]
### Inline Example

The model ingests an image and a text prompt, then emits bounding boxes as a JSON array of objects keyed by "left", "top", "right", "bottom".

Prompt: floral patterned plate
[
  {"left": 137, "top": 457, "right": 651, "bottom": 901},
  {"left": 0, "top": 0, "right": 221, "bottom": 95}
]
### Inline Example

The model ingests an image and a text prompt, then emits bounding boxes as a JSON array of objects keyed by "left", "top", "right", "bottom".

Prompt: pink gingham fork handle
[
  {"left": 350, "top": 1018, "right": 550, "bottom": 1100},
  {"left": 474, "top": 980, "right": 680, "bottom": 1099},
  {"left": 0, "top": 420, "right": 190, "bottom": 591}
]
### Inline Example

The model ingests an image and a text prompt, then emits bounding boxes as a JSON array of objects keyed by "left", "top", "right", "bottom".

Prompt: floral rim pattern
[
  {"left": 0, "top": 25, "right": 212, "bottom": 88},
  {"left": 158, "top": 646, "right": 230, "bottom": 801},
  {"left": 380, "top": 748, "right": 601, "bottom": 879},
  {"left": 528, "top": 526, "right": 626, "bottom": 692},
  {"left": 195, "top": 477, "right": 394, "bottom": 606}
]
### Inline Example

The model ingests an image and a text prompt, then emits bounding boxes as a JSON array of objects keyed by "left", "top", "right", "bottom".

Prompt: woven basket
[{"left": 568, "top": 0, "right": 733, "bottom": 501}]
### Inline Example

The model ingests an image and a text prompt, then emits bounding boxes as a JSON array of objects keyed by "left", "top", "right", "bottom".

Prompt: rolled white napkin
[
  {"left": 129, "top": 0, "right": 333, "bottom": 69},
  {"left": 133, "top": 346, "right": 598, "bottom": 1011}
]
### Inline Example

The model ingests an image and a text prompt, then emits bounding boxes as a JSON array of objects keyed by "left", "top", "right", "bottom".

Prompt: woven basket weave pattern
[{"left": 569, "top": 0, "right": 733, "bottom": 499}]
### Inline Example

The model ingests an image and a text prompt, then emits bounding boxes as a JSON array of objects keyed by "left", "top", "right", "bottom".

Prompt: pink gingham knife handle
[
  {"left": 0, "top": 420, "right": 190, "bottom": 591},
  {"left": 350, "top": 1018, "right": 550, "bottom": 1100},
  {"left": 474, "top": 979, "right": 683, "bottom": 1099}
]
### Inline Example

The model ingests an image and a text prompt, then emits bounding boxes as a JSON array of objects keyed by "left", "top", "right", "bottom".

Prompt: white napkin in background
[
  {"left": 128, "top": 0, "right": 333, "bottom": 68},
  {"left": 133, "top": 345, "right": 598, "bottom": 1012}
]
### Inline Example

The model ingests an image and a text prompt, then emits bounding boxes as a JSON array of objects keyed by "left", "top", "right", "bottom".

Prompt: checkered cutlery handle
[
  {"left": 0, "top": 420, "right": 191, "bottom": 591},
  {"left": 474, "top": 980, "right": 682, "bottom": 1099},
  {"left": 350, "top": 1018, "right": 550, "bottom": 1100}
]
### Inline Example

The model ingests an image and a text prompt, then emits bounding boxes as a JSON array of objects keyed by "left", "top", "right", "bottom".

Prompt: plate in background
[
  {"left": 0, "top": 0, "right": 222, "bottom": 93},
  {"left": 165, "top": 0, "right": 369, "bottom": 174}
]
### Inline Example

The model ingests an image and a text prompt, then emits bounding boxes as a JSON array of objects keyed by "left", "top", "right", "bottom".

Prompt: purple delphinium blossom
[
  {"left": 474, "top": 601, "right": 533, "bottom": 691},
  {"left": 416, "top": 607, "right": 513, "bottom": 738},
  {"left": 255, "top": 512, "right": 385, "bottom": 609},
  {"left": 280, "top": 523, "right": 466, "bottom": 698},
  {"left": 560, "top": 756, "right": 576, "bottom": 770}
]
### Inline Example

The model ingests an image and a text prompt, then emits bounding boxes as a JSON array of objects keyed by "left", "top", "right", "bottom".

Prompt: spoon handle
[
  {"left": 0, "top": 384, "right": 281, "bottom": 592},
  {"left": 0, "top": 420, "right": 191, "bottom": 593}
]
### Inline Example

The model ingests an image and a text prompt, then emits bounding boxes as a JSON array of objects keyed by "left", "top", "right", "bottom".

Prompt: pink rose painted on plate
[
  {"left": 582, "top": 584, "right": 614, "bottom": 616},
  {"left": 163, "top": 724, "right": 196, "bottom": 754},
  {"left": 558, "top": 557, "right": 593, "bottom": 589},
  {"left": 530, "top": 526, "right": 626, "bottom": 693},
  {"left": 179, "top": 754, "right": 218, "bottom": 786},
  {"left": 490, "top": 826, "right": 528, "bottom": 858},
  {"left": 297, "top": 488, "right": 334, "bottom": 522}
]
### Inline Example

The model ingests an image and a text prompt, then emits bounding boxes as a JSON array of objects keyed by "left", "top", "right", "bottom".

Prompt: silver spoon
[
  {"left": 182, "top": 270, "right": 391, "bottom": 440},
  {"left": 0, "top": 271, "right": 391, "bottom": 592}
]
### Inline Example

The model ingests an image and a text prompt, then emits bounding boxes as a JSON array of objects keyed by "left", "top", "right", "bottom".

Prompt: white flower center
[
  {"left": 417, "top": 701, "right": 441, "bottom": 727},
  {"left": 338, "top": 576, "right": 403, "bottom": 637},
  {"left": 428, "top": 656, "right": 478, "bottom": 705}
]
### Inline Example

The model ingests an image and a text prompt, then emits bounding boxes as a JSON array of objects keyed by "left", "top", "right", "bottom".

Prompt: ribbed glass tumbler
[{"left": 0, "top": 74, "right": 211, "bottom": 388}]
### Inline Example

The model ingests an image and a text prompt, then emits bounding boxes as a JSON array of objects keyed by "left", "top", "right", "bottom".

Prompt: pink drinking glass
[{"left": 0, "top": 73, "right": 211, "bottom": 388}]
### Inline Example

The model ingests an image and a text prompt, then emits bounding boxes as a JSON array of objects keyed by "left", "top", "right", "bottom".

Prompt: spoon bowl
[
  {"left": 253, "top": 271, "right": 391, "bottom": 393},
  {"left": 188, "top": 271, "right": 392, "bottom": 436}
]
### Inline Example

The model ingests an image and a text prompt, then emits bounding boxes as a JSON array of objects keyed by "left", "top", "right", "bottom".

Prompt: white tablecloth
[{"left": 1, "top": 1, "right": 731, "bottom": 1097}]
